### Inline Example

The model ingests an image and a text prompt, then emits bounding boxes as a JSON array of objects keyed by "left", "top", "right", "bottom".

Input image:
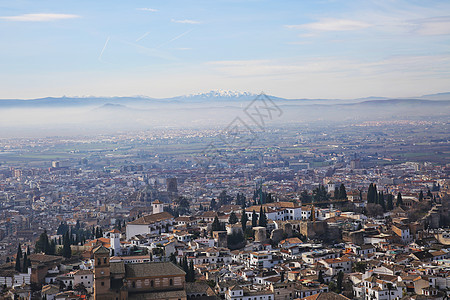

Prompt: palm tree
[{"left": 386, "top": 282, "right": 393, "bottom": 300}]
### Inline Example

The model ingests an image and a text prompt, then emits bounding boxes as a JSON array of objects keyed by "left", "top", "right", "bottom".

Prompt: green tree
[
  {"left": 354, "top": 261, "right": 366, "bottom": 273},
  {"left": 15, "top": 244, "right": 22, "bottom": 272},
  {"left": 336, "top": 270, "right": 344, "bottom": 293},
  {"left": 62, "top": 231, "right": 71, "bottom": 258},
  {"left": 396, "top": 192, "right": 403, "bottom": 207},
  {"left": 300, "top": 190, "right": 312, "bottom": 203},
  {"left": 386, "top": 282, "right": 393, "bottom": 300},
  {"left": 258, "top": 206, "right": 267, "bottom": 227},
  {"left": 211, "top": 216, "right": 223, "bottom": 232},
  {"left": 334, "top": 186, "right": 339, "bottom": 199},
  {"left": 338, "top": 184, "right": 347, "bottom": 200},
  {"left": 228, "top": 212, "right": 238, "bottom": 224},
  {"left": 35, "top": 231, "right": 50, "bottom": 254},
  {"left": 251, "top": 210, "right": 258, "bottom": 228},
  {"left": 379, "top": 191, "right": 386, "bottom": 212},
  {"left": 418, "top": 190, "right": 424, "bottom": 201},
  {"left": 241, "top": 208, "right": 248, "bottom": 232},
  {"left": 318, "top": 270, "right": 324, "bottom": 284},
  {"left": 367, "top": 183, "right": 378, "bottom": 204},
  {"left": 188, "top": 260, "right": 195, "bottom": 282},
  {"left": 210, "top": 199, "right": 216, "bottom": 210},
  {"left": 386, "top": 194, "right": 394, "bottom": 211},
  {"left": 312, "top": 185, "right": 329, "bottom": 203},
  {"left": 22, "top": 253, "right": 28, "bottom": 273}
]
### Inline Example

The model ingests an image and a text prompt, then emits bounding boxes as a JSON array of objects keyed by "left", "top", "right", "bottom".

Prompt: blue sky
[{"left": 0, "top": 0, "right": 450, "bottom": 99}]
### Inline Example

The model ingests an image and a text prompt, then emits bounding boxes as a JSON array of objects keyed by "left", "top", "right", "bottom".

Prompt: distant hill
[{"left": 0, "top": 91, "right": 449, "bottom": 108}]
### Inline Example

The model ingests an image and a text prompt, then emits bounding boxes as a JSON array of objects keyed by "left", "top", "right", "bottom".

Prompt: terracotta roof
[
  {"left": 301, "top": 292, "right": 350, "bottom": 300},
  {"left": 125, "top": 261, "right": 185, "bottom": 278},
  {"left": 128, "top": 212, "right": 174, "bottom": 225},
  {"left": 93, "top": 245, "right": 110, "bottom": 254}
]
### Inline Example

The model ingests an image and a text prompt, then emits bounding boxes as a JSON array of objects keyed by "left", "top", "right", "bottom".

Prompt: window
[
  {"left": 132, "top": 281, "right": 136, "bottom": 288},
  {"left": 151, "top": 280, "right": 154, "bottom": 287},
  {"left": 97, "top": 258, "right": 101, "bottom": 265},
  {"left": 170, "top": 279, "right": 173, "bottom": 286},
  {"left": 103, "top": 258, "right": 107, "bottom": 264},
  {"left": 101, "top": 281, "right": 104, "bottom": 286}
]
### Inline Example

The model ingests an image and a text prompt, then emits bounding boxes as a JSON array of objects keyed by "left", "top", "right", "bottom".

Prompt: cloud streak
[
  {"left": 412, "top": 16, "right": 450, "bottom": 36},
  {"left": 137, "top": 8, "right": 158, "bottom": 12},
  {"left": 171, "top": 19, "right": 201, "bottom": 24},
  {"left": 98, "top": 37, "right": 110, "bottom": 62},
  {"left": 286, "top": 19, "right": 370, "bottom": 32},
  {"left": 0, "top": 13, "right": 80, "bottom": 22}
]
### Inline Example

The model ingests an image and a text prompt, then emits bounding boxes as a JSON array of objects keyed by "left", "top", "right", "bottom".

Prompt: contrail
[
  {"left": 156, "top": 29, "right": 193, "bottom": 49},
  {"left": 136, "top": 32, "right": 150, "bottom": 42},
  {"left": 98, "top": 36, "right": 110, "bottom": 61}
]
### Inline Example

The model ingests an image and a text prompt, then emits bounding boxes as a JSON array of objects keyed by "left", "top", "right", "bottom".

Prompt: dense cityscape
[{"left": 0, "top": 118, "right": 448, "bottom": 299}]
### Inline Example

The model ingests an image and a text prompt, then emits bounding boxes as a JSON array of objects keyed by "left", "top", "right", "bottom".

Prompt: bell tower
[
  {"left": 152, "top": 200, "right": 164, "bottom": 214},
  {"left": 93, "top": 245, "right": 111, "bottom": 300}
]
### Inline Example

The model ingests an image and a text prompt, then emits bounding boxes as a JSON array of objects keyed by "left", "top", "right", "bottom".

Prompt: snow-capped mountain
[{"left": 181, "top": 90, "right": 257, "bottom": 98}]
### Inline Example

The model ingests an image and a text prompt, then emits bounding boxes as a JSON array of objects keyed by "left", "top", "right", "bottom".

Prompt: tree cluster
[
  {"left": 179, "top": 256, "right": 195, "bottom": 282},
  {"left": 15, "top": 244, "right": 31, "bottom": 273}
]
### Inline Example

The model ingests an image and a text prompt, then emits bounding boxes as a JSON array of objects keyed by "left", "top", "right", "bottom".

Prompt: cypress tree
[
  {"left": 379, "top": 191, "right": 385, "bottom": 211},
  {"left": 367, "top": 184, "right": 374, "bottom": 203},
  {"left": 15, "top": 254, "right": 21, "bottom": 272},
  {"left": 396, "top": 192, "right": 403, "bottom": 207},
  {"left": 339, "top": 184, "right": 347, "bottom": 200},
  {"left": 336, "top": 270, "right": 344, "bottom": 293},
  {"left": 228, "top": 212, "right": 238, "bottom": 224},
  {"left": 15, "top": 244, "right": 22, "bottom": 272},
  {"left": 258, "top": 206, "right": 267, "bottom": 227},
  {"left": 188, "top": 260, "right": 195, "bottom": 282},
  {"left": 251, "top": 210, "right": 258, "bottom": 228},
  {"left": 386, "top": 194, "right": 394, "bottom": 211},
  {"left": 16, "top": 244, "right": 22, "bottom": 259},
  {"left": 211, "top": 216, "right": 222, "bottom": 232},
  {"left": 63, "top": 231, "right": 71, "bottom": 258},
  {"left": 334, "top": 187, "right": 339, "bottom": 199},
  {"left": 418, "top": 191, "right": 423, "bottom": 201},
  {"left": 241, "top": 208, "right": 248, "bottom": 233},
  {"left": 22, "top": 253, "right": 28, "bottom": 273},
  {"left": 318, "top": 270, "right": 324, "bottom": 284}
]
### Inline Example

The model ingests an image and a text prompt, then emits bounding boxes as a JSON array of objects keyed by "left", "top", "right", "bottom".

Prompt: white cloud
[
  {"left": 0, "top": 13, "right": 80, "bottom": 22},
  {"left": 286, "top": 19, "right": 370, "bottom": 31},
  {"left": 171, "top": 19, "right": 201, "bottom": 25},
  {"left": 413, "top": 16, "right": 450, "bottom": 36},
  {"left": 137, "top": 8, "right": 158, "bottom": 12}
]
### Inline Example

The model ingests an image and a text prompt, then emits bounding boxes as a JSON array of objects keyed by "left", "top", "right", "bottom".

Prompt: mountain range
[{"left": 1, "top": 91, "right": 449, "bottom": 108}]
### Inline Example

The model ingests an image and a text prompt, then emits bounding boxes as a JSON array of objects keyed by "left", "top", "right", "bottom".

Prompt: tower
[
  {"left": 93, "top": 245, "right": 111, "bottom": 300},
  {"left": 110, "top": 229, "right": 121, "bottom": 256},
  {"left": 166, "top": 178, "right": 178, "bottom": 193},
  {"left": 152, "top": 200, "right": 164, "bottom": 214},
  {"left": 327, "top": 181, "right": 335, "bottom": 193}
]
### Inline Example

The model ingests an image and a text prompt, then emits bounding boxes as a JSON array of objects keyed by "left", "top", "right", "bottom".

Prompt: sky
[{"left": 0, "top": 0, "right": 450, "bottom": 99}]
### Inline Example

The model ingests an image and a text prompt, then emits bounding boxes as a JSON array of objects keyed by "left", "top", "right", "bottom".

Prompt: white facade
[
  {"left": 126, "top": 217, "right": 174, "bottom": 239},
  {"left": 73, "top": 270, "right": 93, "bottom": 292},
  {"left": 0, "top": 269, "right": 31, "bottom": 287},
  {"left": 226, "top": 286, "right": 274, "bottom": 300}
]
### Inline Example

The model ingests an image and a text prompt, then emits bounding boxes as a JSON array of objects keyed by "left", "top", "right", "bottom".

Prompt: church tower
[
  {"left": 93, "top": 245, "right": 111, "bottom": 300},
  {"left": 152, "top": 200, "right": 164, "bottom": 214}
]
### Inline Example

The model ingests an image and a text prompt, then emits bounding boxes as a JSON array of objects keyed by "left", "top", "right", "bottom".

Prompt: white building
[
  {"left": 226, "top": 285, "right": 274, "bottom": 300},
  {"left": 126, "top": 212, "right": 174, "bottom": 240},
  {"left": 73, "top": 269, "right": 93, "bottom": 292}
]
